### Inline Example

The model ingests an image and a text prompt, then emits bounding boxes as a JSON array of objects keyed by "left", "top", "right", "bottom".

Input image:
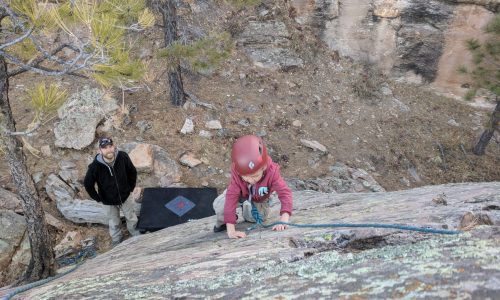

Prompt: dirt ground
[{"left": 1, "top": 6, "right": 499, "bottom": 286}]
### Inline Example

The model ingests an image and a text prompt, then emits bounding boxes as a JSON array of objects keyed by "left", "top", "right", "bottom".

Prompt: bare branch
[
  {"left": 7, "top": 121, "right": 41, "bottom": 136},
  {"left": 0, "top": 47, "right": 91, "bottom": 77},
  {"left": 0, "top": 26, "right": 34, "bottom": 50},
  {"left": 0, "top": 0, "right": 82, "bottom": 66}
]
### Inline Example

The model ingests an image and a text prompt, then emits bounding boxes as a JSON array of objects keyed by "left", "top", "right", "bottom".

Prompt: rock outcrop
[
  {"left": 54, "top": 87, "right": 119, "bottom": 150},
  {"left": 12, "top": 182, "right": 500, "bottom": 299},
  {"left": 0, "top": 210, "right": 30, "bottom": 286},
  {"left": 238, "top": 21, "right": 304, "bottom": 70},
  {"left": 290, "top": 0, "right": 497, "bottom": 95},
  {"left": 0, "top": 188, "right": 22, "bottom": 213}
]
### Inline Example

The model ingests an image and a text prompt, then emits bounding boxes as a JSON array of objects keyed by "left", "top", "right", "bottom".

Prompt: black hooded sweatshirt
[{"left": 84, "top": 151, "right": 137, "bottom": 206}]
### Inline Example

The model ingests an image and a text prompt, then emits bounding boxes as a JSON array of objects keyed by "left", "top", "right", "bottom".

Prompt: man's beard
[{"left": 104, "top": 152, "right": 115, "bottom": 161}]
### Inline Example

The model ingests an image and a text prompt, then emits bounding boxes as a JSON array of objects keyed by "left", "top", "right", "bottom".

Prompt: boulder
[
  {"left": 128, "top": 143, "right": 154, "bottom": 173},
  {"left": 238, "top": 21, "right": 303, "bottom": 70},
  {"left": 179, "top": 152, "right": 203, "bottom": 168},
  {"left": 0, "top": 210, "right": 30, "bottom": 284},
  {"left": 56, "top": 198, "right": 108, "bottom": 225},
  {"left": 121, "top": 142, "right": 181, "bottom": 188},
  {"left": 45, "top": 174, "right": 76, "bottom": 203},
  {"left": 54, "top": 87, "right": 119, "bottom": 150},
  {"left": 0, "top": 188, "right": 22, "bottom": 212},
  {"left": 54, "top": 231, "right": 83, "bottom": 258},
  {"left": 14, "top": 182, "right": 500, "bottom": 299},
  {"left": 288, "top": 163, "right": 385, "bottom": 193}
]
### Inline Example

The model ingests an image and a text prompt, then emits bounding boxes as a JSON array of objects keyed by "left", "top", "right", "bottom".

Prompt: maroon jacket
[{"left": 224, "top": 156, "right": 293, "bottom": 224}]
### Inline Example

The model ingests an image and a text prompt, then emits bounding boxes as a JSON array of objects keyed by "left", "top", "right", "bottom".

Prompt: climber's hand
[
  {"left": 227, "top": 223, "right": 246, "bottom": 239},
  {"left": 272, "top": 213, "right": 289, "bottom": 231},
  {"left": 228, "top": 230, "right": 247, "bottom": 239}
]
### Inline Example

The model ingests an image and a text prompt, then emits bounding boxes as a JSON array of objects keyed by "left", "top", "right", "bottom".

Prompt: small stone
[
  {"left": 182, "top": 101, "right": 196, "bottom": 110},
  {"left": 345, "top": 119, "right": 354, "bottom": 126},
  {"left": 399, "top": 177, "right": 411, "bottom": 187},
  {"left": 256, "top": 130, "right": 267, "bottom": 137},
  {"left": 432, "top": 193, "right": 448, "bottom": 205},
  {"left": 408, "top": 167, "right": 422, "bottom": 183},
  {"left": 300, "top": 139, "right": 327, "bottom": 152},
  {"left": 238, "top": 119, "right": 250, "bottom": 127},
  {"left": 205, "top": 120, "right": 222, "bottom": 130},
  {"left": 380, "top": 84, "right": 393, "bottom": 96},
  {"left": 136, "top": 120, "right": 152, "bottom": 134},
  {"left": 447, "top": 119, "right": 460, "bottom": 127},
  {"left": 54, "top": 231, "right": 83, "bottom": 258},
  {"left": 179, "top": 152, "right": 203, "bottom": 168},
  {"left": 430, "top": 156, "right": 443, "bottom": 164},
  {"left": 40, "top": 145, "right": 52, "bottom": 157},
  {"left": 287, "top": 81, "right": 297, "bottom": 88},
  {"left": 201, "top": 181, "right": 209, "bottom": 187},
  {"left": 258, "top": 89, "right": 264, "bottom": 93},
  {"left": 459, "top": 211, "right": 493, "bottom": 230},
  {"left": 239, "top": 73, "right": 246, "bottom": 80},
  {"left": 199, "top": 130, "right": 213, "bottom": 139},
  {"left": 180, "top": 118, "right": 194, "bottom": 134},
  {"left": 32, "top": 172, "right": 44, "bottom": 184},
  {"left": 130, "top": 187, "right": 143, "bottom": 203},
  {"left": 45, "top": 213, "right": 64, "bottom": 229},
  {"left": 292, "top": 120, "right": 302, "bottom": 127},
  {"left": 59, "top": 161, "right": 76, "bottom": 170}
]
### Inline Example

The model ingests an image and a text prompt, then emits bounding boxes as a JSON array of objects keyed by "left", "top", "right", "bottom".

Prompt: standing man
[{"left": 84, "top": 137, "right": 139, "bottom": 246}]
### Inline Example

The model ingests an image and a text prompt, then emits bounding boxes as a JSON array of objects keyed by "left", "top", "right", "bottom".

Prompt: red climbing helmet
[{"left": 232, "top": 135, "right": 268, "bottom": 176}]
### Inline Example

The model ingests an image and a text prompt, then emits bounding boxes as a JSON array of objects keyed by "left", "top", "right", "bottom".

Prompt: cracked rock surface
[{"left": 12, "top": 182, "right": 500, "bottom": 299}]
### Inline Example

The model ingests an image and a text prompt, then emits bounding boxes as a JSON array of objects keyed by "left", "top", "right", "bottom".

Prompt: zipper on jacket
[{"left": 110, "top": 164, "right": 123, "bottom": 204}]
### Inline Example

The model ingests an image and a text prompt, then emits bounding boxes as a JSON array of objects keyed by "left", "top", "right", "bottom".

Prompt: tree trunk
[
  {"left": 473, "top": 99, "right": 500, "bottom": 156},
  {"left": 161, "top": 0, "right": 186, "bottom": 106},
  {"left": 0, "top": 58, "right": 55, "bottom": 283}
]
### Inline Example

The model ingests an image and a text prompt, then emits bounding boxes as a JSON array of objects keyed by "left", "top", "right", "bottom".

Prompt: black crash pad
[{"left": 136, "top": 187, "right": 218, "bottom": 231}]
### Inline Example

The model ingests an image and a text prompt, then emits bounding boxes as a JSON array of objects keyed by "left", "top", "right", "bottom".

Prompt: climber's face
[{"left": 241, "top": 166, "right": 266, "bottom": 184}]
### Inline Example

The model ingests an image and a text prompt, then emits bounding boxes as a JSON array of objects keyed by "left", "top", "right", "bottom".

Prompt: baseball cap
[{"left": 98, "top": 137, "right": 113, "bottom": 148}]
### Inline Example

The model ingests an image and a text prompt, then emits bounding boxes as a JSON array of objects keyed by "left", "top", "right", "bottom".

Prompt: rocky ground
[
  {"left": 0, "top": 0, "right": 499, "bottom": 288},
  {"left": 2, "top": 182, "right": 499, "bottom": 299}
]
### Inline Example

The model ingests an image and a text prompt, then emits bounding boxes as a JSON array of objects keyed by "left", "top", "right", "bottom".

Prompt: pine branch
[{"left": 0, "top": 26, "right": 33, "bottom": 50}]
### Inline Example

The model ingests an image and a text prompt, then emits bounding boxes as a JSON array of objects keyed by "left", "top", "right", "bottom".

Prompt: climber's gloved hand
[{"left": 258, "top": 187, "right": 268, "bottom": 196}]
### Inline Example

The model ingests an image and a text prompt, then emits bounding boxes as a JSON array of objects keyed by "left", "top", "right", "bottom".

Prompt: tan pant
[
  {"left": 213, "top": 189, "right": 270, "bottom": 227},
  {"left": 106, "top": 195, "right": 139, "bottom": 243}
]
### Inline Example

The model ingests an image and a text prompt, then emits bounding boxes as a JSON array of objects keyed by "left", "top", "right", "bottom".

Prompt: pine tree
[
  {"left": 150, "top": 0, "right": 256, "bottom": 106},
  {"left": 0, "top": 0, "right": 152, "bottom": 284},
  {"left": 460, "top": 14, "right": 500, "bottom": 155}
]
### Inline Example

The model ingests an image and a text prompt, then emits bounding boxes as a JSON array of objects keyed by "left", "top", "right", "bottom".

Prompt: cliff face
[
  {"left": 290, "top": 0, "right": 497, "bottom": 96},
  {"left": 12, "top": 182, "right": 500, "bottom": 299}
]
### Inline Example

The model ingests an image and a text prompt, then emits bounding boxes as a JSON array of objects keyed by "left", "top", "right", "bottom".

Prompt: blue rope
[
  {"left": 56, "top": 246, "right": 97, "bottom": 267},
  {"left": 2, "top": 246, "right": 96, "bottom": 300},
  {"left": 2, "top": 264, "right": 79, "bottom": 300},
  {"left": 247, "top": 203, "right": 461, "bottom": 235}
]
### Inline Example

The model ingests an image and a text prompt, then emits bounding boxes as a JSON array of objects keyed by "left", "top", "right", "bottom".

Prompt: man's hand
[
  {"left": 227, "top": 223, "right": 246, "bottom": 239},
  {"left": 272, "top": 212, "right": 290, "bottom": 231}
]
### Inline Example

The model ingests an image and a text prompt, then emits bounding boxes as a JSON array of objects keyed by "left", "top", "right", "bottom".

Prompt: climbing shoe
[{"left": 213, "top": 224, "right": 227, "bottom": 232}]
